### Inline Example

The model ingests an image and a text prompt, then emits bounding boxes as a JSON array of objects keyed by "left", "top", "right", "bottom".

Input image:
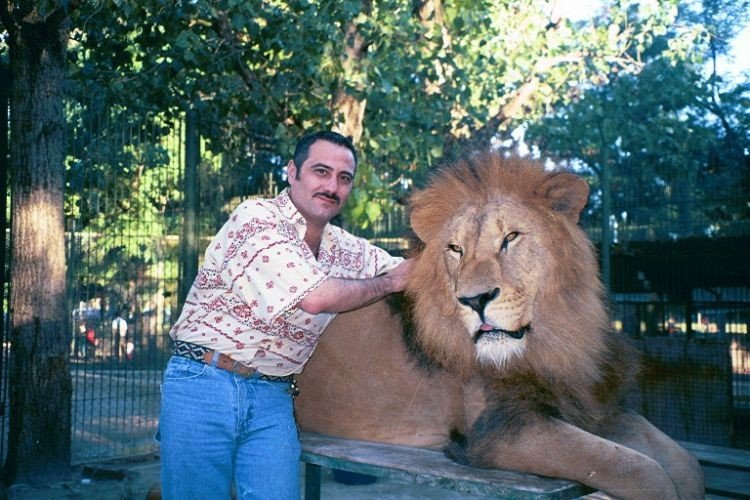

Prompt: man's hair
[{"left": 292, "top": 131, "right": 358, "bottom": 179}]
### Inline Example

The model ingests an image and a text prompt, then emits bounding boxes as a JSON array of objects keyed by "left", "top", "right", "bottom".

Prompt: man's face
[{"left": 287, "top": 139, "right": 356, "bottom": 227}]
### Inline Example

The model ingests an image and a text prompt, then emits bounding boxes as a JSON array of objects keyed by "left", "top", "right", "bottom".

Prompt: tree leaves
[{"left": 12, "top": 0, "right": 724, "bottom": 231}]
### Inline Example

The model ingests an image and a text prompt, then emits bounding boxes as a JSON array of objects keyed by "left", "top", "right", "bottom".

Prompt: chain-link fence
[
  {"left": 1, "top": 90, "right": 748, "bottom": 465},
  {"left": 64, "top": 98, "right": 182, "bottom": 462}
]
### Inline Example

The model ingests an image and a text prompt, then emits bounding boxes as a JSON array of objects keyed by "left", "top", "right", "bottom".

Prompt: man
[
  {"left": 111, "top": 311, "right": 128, "bottom": 361},
  {"left": 159, "top": 131, "right": 412, "bottom": 499}
]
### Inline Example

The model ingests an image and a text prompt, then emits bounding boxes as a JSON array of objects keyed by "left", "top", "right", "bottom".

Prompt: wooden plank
[
  {"left": 679, "top": 441, "right": 750, "bottom": 470},
  {"left": 678, "top": 441, "right": 750, "bottom": 499},
  {"left": 299, "top": 433, "right": 593, "bottom": 499},
  {"left": 701, "top": 465, "right": 750, "bottom": 499}
]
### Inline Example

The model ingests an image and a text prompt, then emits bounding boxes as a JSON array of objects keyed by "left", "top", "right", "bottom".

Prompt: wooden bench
[
  {"left": 299, "top": 432, "right": 594, "bottom": 499},
  {"left": 679, "top": 440, "right": 750, "bottom": 499}
]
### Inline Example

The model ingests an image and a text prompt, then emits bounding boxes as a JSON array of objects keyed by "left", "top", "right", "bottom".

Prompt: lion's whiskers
[{"left": 476, "top": 337, "right": 526, "bottom": 369}]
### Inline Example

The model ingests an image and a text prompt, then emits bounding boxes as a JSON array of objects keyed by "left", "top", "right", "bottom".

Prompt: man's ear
[{"left": 286, "top": 160, "right": 297, "bottom": 181}]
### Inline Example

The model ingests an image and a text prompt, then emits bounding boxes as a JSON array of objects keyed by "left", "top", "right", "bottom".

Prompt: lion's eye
[
  {"left": 501, "top": 232, "right": 519, "bottom": 252},
  {"left": 447, "top": 244, "right": 464, "bottom": 257}
]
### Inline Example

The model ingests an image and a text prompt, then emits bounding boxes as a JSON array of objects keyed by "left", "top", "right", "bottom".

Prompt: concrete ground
[
  {"left": 4, "top": 457, "right": 734, "bottom": 500},
  {"left": 5, "top": 457, "right": 491, "bottom": 500}
]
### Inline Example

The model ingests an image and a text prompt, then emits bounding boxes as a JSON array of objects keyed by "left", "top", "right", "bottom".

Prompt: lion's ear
[{"left": 535, "top": 173, "right": 590, "bottom": 223}]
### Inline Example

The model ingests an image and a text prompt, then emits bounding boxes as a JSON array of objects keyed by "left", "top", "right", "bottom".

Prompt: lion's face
[
  {"left": 441, "top": 197, "right": 548, "bottom": 367},
  {"left": 407, "top": 155, "right": 599, "bottom": 376}
]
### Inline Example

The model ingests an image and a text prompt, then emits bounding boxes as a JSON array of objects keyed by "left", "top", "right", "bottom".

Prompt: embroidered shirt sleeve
[
  {"left": 368, "top": 241, "right": 404, "bottom": 276},
  {"left": 328, "top": 227, "right": 404, "bottom": 278}
]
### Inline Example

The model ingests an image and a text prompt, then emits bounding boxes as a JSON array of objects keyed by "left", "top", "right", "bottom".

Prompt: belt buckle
[{"left": 288, "top": 379, "right": 300, "bottom": 398}]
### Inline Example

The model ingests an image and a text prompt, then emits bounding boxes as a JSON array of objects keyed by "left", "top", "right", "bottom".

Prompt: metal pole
[{"left": 179, "top": 110, "right": 200, "bottom": 308}]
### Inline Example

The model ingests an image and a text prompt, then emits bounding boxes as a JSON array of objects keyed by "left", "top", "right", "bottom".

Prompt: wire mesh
[
  {"left": 57, "top": 92, "right": 284, "bottom": 463},
  {"left": 64, "top": 97, "right": 183, "bottom": 463},
  {"left": 1, "top": 90, "right": 748, "bottom": 467}
]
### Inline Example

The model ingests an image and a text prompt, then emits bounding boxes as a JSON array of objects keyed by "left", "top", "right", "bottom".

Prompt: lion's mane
[{"left": 406, "top": 154, "right": 637, "bottom": 430}]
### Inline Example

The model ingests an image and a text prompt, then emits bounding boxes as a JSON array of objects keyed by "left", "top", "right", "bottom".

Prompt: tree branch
[
  {"left": 210, "top": 9, "right": 285, "bottom": 123},
  {"left": 455, "top": 53, "right": 585, "bottom": 153},
  {"left": 332, "top": 1, "right": 372, "bottom": 144},
  {"left": 45, "top": 0, "right": 84, "bottom": 29},
  {"left": 0, "top": 0, "right": 17, "bottom": 37},
  {"left": 1, "top": 0, "right": 84, "bottom": 38}
]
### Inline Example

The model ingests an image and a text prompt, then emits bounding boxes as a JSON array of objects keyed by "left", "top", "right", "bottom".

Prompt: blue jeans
[{"left": 158, "top": 356, "right": 301, "bottom": 500}]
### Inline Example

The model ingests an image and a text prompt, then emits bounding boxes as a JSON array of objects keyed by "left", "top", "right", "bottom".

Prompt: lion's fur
[
  {"left": 296, "top": 154, "right": 703, "bottom": 499},
  {"left": 407, "top": 154, "right": 637, "bottom": 431}
]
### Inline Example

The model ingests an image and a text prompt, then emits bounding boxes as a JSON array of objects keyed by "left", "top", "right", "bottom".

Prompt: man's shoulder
[
  {"left": 328, "top": 224, "right": 362, "bottom": 245},
  {"left": 230, "top": 196, "right": 282, "bottom": 222}
]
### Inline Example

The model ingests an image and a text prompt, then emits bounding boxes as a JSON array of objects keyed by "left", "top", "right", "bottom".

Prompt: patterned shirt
[{"left": 169, "top": 188, "right": 403, "bottom": 375}]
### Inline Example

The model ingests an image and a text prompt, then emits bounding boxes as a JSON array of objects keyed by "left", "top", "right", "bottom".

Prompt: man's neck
[
  {"left": 304, "top": 225, "right": 325, "bottom": 258},
  {"left": 286, "top": 188, "right": 327, "bottom": 258}
]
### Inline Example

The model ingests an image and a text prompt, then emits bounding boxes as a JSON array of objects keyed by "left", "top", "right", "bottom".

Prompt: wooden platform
[
  {"left": 300, "top": 432, "right": 593, "bottom": 499},
  {"left": 300, "top": 432, "right": 750, "bottom": 499},
  {"left": 679, "top": 441, "right": 750, "bottom": 499}
]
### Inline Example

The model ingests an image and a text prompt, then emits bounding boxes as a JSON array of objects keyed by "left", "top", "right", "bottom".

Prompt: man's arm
[{"left": 297, "top": 259, "right": 414, "bottom": 314}]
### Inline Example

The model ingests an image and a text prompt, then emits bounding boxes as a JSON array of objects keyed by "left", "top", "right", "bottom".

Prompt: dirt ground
[
  {"left": 4, "top": 454, "right": 161, "bottom": 500},
  {"left": 3, "top": 456, "right": 735, "bottom": 500},
  {"left": 3, "top": 456, "right": 490, "bottom": 500}
]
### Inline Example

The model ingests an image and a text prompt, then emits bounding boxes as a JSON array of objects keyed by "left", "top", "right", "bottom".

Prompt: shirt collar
[
  {"left": 275, "top": 188, "right": 307, "bottom": 227},
  {"left": 274, "top": 188, "right": 338, "bottom": 265}
]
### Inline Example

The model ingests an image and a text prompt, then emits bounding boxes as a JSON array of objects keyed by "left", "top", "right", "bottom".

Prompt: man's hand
[
  {"left": 379, "top": 258, "right": 415, "bottom": 294},
  {"left": 297, "top": 258, "right": 415, "bottom": 315}
]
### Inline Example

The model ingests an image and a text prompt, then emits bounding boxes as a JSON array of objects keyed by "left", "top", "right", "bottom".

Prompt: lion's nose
[{"left": 458, "top": 288, "right": 500, "bottom": 315}]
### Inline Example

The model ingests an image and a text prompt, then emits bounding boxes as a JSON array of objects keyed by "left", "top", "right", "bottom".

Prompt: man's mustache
[{"left": 315, "top": 192, "right": 341, "bottom": 205}]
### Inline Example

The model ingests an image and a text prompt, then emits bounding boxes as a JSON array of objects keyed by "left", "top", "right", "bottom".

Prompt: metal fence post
[{"left": 179, "top": 109, "right": 200, "bottom": 309}]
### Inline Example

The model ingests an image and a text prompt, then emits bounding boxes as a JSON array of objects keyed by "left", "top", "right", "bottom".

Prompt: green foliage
[
  {"left": 526, "top": 0, "right": 749, "bottom": 241},
  {"left": 65, "top": 1, "right": 687, "bottom": 194},
  {"left": 8, "top": 0, "right": 745, "bottom": 262},
  {"left": 64, "top": 98, "right": 182, "bottom": 306}
]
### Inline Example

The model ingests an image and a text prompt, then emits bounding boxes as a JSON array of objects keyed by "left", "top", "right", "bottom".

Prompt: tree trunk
[
  {"left": 332, "top": 0, "right": 371, "bottom": 145},
  {"left": 2, "top": 6, "right": 73, "bottom": 485},
  {"left": 0, "top": 63, "right": 9, "bottom": 363}
]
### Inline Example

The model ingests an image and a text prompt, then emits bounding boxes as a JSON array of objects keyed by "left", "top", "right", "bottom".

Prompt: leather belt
[{"left": 172, "top": 340, "right": 295, "bottom": 383}]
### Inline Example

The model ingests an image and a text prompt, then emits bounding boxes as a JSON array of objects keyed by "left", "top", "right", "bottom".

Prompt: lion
[{"left": 295, "top": 154, "right": 704, "bottom": 499}]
